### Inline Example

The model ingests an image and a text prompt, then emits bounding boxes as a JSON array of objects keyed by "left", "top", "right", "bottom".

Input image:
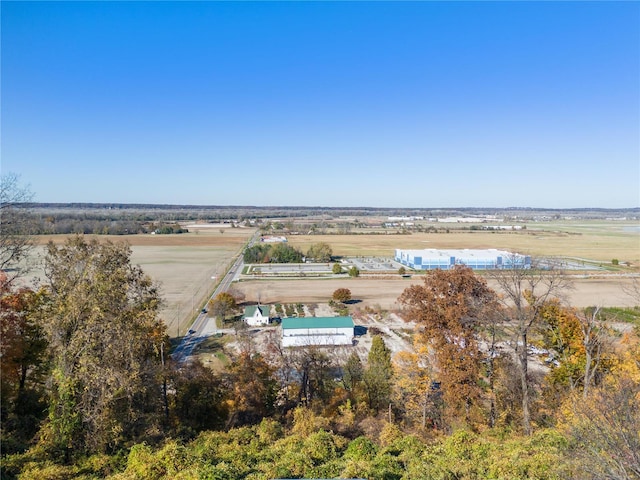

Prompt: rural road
[{"left": 171, "top": 230, "right": 260, "bottom": 362}]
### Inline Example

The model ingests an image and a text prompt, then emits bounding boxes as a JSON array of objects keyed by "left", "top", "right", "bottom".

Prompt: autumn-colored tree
[
  {"left": 39, "top": 236, "right": 167, "bottom": 458},
  {"left": 332, "top": 288, "right": 352, "bottom": 304},
  {"left": 576, "top": 306, "right": 611, "bottom": 398},
  {"left": 0, "top": 278, "right": 49, "bottom": 453},
  {"left": 208, "top": 292, "right": 238, "bottom": 322},
  {"left": 0, "top": 281, "right": 48, "bottom": 401},
  {"left": 399, "top": 265, "right": 499, "bottom": 429},
  {"left": 306, "top": 242, "right": 333, "bottom": 262},
  {"left": 226, "top": 286, "right": 246, "bottom": 305},
  {"left": 169, "top": 360, "right": 227, "bottom": 438},
  {"left": 392, "top": 344, "right": 435, "bottom": 429},
  {"left": 224, "top": 352, "right": 278, "bottom": 427},
  {"left": 267, "top": 333, "right": 336, "bottom": 410},
  {"left": 490, "top": 259, "right": 571, "bottom": 435},
  {"left": 560, "top": 334, "right": 640, "bottom": 480},
  {"left": 539, "top": 302, "right": 612, "bottom": 400}
]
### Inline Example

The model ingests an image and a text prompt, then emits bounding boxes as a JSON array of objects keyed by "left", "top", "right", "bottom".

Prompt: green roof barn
[{"left": 281, "top": 316, "right": 354, "bottom": 347}]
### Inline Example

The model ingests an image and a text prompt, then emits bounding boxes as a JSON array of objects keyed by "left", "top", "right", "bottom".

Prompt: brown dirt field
[
  {"left": 25, "top": 229, "right": 256, "bottom": 336},
  {"left": 33, "top": 229, "right": 253, "bottom": 247},
  {"left": 234, "top": 275, "right": 639, "bottom": 310}
]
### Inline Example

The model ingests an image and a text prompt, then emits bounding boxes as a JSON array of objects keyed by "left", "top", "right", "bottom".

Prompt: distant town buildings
[
  {"left": 387, "top": 216, "right": 424, "bottom": 221},
  {"left": 261, "top": 236, "right": 288, "bottom": 243},
  {"left": 395, "top": 248, "right": 531, "bottom": 270}
]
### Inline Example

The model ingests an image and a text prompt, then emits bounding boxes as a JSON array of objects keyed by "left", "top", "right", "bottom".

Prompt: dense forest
[{"left": 1, "top": 235, "right": 639, "bottom": 479}]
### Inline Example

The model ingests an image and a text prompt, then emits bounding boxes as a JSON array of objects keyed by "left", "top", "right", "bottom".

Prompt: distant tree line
[{"left": 12, "top": 211, "right": 193, "bottom": 236}]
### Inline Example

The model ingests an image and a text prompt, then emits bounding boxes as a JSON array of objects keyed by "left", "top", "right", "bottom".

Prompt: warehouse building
[
  {"left": 281, "top": 316, "right": 354, "bottom": 347},
  {"left": 395, "top": 248, "right": 531, "bottom": 271}
]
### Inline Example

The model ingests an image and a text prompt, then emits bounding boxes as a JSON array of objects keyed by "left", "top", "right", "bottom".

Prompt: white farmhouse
[
  {"left": 243, "top": 305, "right": 270, "bottom": 326},
  {"left": 281, "top": 316, "right": 354, "bottom": 347}
]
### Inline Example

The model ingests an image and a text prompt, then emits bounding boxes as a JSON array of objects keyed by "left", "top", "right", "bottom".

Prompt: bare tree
[
  {"left": 622, "top": 276, "right": 640, "bottom": 306},
  {"left": 577, "top": 306, "right": 610, "bottom": 398},
  {"left": 566, "top": 375, "right": 640, "bottom": 480},
  {"left": 490, "top": 257, "right": 572, "bottom": 434},
  {"left": 0, "top": 173, "right": 36, "bottom": 279}
]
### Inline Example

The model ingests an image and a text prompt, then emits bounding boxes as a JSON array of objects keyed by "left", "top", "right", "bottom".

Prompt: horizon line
[{"left": 19, "top": 202, "right": 640, "bottom": 212}]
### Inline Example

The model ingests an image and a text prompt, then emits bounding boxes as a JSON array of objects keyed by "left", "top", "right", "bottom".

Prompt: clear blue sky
[{"left": 2, "top": 1, "right": 639, "bottom": 208}]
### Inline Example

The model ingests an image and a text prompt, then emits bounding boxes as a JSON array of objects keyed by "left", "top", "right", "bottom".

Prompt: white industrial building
[
  {"left": 395, "top": 248, "right": 531, "bottom": 271},
  {"left": 281, "top": 316, "right": 354, "bottom": 347},
  {"left": 261, "top": 236, "right": 287, "bottom": 243}
]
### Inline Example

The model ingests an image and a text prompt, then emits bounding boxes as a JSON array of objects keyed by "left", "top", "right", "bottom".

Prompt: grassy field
[{"left": 286, "top": 220, "right": 640, "bottom": 267}]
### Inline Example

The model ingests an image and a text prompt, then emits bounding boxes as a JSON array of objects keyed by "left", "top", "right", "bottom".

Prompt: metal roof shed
[{"left": 281, "top": 316, "right": 354, "bottom": 347}]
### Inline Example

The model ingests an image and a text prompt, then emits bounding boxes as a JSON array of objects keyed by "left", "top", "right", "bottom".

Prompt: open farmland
[
  {"left": 234, "top": 275, "right": 639, "bottom": 311},
  {"left": 244, "top": 219, "right": 639, "bottom": 309},
  {"left": 30, "top": 227, "right": 255, "bottom": 337},
  {"left": 286, "top": 219, "right": 640, "bottom": 267},
  {"left": 22, "top": 219, "right": 638, "bottom": 337}
]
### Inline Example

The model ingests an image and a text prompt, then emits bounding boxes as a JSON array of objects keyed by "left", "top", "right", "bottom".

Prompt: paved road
[{"left": 171, "top": 230, "right": 260, "bottom": 363}]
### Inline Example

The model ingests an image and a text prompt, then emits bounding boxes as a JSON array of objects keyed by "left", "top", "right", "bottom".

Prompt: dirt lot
[{"left": 233, "top": 275, "right": 639, "bottom": 309}]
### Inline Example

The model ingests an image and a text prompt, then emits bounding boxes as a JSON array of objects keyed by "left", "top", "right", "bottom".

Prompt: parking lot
[
  {"left": 349, "top": 256, "right": 405, "bottom": 271},
  {"left": 244, "top": 257, "right": 406, "bottom": 277},
  {"left": 246, "top": 263, "right": 334, "bottom": 275}
]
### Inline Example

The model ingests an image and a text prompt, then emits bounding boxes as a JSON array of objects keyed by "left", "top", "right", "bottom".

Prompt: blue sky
[{"left": 2, "top": 1, "right": 639, "bottom": 208}]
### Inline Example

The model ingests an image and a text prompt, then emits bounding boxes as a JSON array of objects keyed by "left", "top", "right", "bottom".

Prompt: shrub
[
  {"left": 344, "top": 436, "right": 378, "bottom": 461},
  {"left": 332, "top": 288, "right": 352, "bottom": 303}
]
